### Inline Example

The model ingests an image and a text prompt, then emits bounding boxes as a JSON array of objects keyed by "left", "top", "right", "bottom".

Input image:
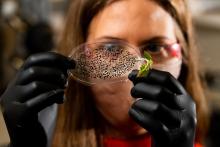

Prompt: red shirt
[{"left": 103, "top": 134, "right": 202, "bottom": 147}]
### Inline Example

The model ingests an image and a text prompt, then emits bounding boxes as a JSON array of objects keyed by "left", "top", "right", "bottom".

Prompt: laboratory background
[{"left": 0, "top": 0, "right": 220, "bottom": 147}]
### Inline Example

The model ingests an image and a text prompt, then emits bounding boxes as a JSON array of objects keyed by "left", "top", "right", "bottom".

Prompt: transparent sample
[
  {"left": 68, "top": 41, "right": 145, "bottom": 85},
  {"left": 68, "top": 40, "right": 182, "bottom": 86}
]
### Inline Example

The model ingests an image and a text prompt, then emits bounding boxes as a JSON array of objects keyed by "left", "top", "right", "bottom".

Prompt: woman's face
[{"left": 87, "top": 0, "right": 181, "bottom": 136}]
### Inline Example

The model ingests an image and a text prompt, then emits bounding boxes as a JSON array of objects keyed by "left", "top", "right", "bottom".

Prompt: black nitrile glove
[
  {"left": 128, "top": 69, "right": 196, "bottom": 147},
  {"left": 0, "top": 52, "right": 75, "bottom": 147}
]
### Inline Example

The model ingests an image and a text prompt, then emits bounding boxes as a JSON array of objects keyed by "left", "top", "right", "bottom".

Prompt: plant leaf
[
  {"left": 144, "top": 51, "right": 152, "bottom": 60},
  {"left": 137, "top": 51, "right": 153, "bottom": 77}
]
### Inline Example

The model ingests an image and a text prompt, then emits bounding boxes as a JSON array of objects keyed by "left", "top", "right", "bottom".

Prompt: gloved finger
[
  {"left": 132, "top": 99, "right": 181, "bottom": 130},
  {"left": 129, "top": 107, "right": 164, "bottom": 135},
  {"left": 128, "top": 70, "right": 139, "bottom": 82},
  {"left": 22, "top": 52, "right": 75, "bottom": 71},
  {"left": 129, "top": 69, "right": 186, "bottom": 95},
  {"left": 131, "top": 82, "right": 185, "bottom": 110},
  {"left": 16, "top": 66, "right": 67, "bottom": 86},
  {"left": 131, "top": 82, "right": 161, "bottom": 99},
  {"left": 131, "top": 99, "right": 158, "bottom": 113},
  {"left": 19, "top": 81, "right": 62, "bottom": 102},
  {"left": 26, "top": 89, "right": 64, "bottom": 113}
]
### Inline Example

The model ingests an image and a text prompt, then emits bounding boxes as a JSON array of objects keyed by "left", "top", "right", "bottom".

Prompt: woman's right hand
[{"left": 0, "top": 52, "right": 75, "bottom": 147}]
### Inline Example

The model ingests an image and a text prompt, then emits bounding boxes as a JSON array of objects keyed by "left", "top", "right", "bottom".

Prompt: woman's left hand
[{"left": 128, "top": 69, "right": 197, "bottom": 147}]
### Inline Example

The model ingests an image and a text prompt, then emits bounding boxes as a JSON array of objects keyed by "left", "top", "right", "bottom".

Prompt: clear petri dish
[
  {"left": 68, "top": 40, "right": 182, "bottom": 86},
  {"left": 68, "top": 41, "right": 146, "bottom": 85}
]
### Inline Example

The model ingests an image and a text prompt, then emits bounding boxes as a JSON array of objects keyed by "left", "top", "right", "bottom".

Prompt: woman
[{"left": 0, "top": 0, "right": 209, "bottom": 147}]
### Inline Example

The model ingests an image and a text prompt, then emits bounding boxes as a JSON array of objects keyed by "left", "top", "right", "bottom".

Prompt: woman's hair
[{"left": 52, "top": 0, "right": 209, "bottom": 146}]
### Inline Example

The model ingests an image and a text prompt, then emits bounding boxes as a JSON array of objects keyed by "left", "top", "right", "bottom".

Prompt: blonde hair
[{"left": 52, "top": 0, "right": 209, "bottom": 146}]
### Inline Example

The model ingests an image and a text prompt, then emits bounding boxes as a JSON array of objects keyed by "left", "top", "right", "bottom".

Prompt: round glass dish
[{"left": 68, "top": 40, "right": 182, "bottom": 85}]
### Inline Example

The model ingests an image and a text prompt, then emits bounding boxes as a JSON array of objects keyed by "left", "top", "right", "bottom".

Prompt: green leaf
[
  {"left": 137, "top": 51, "right": 153, "bottom": 77},
  {"left": 144, "top": 51, "right": 152, "bottom": 60}
]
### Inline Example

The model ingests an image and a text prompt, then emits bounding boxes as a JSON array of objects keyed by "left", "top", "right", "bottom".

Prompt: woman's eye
[
  {"left": 104, "top": 44, "right": 117, "bottom": 52},
  {"left": 143, "top": 44, "right": 164, "bottom": 53},
  {"left": 101, "top": 43, "right": 124, "bottom": 53}
]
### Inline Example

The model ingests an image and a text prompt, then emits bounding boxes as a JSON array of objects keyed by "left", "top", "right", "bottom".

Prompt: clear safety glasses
[{"left": 68, "top": 40, "right": 182, "bottom": 85}]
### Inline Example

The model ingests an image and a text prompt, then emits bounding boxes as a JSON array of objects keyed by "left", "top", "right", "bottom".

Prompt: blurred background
[{"left": 0, "top": 0, "right": 220, "bottom": 147}]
